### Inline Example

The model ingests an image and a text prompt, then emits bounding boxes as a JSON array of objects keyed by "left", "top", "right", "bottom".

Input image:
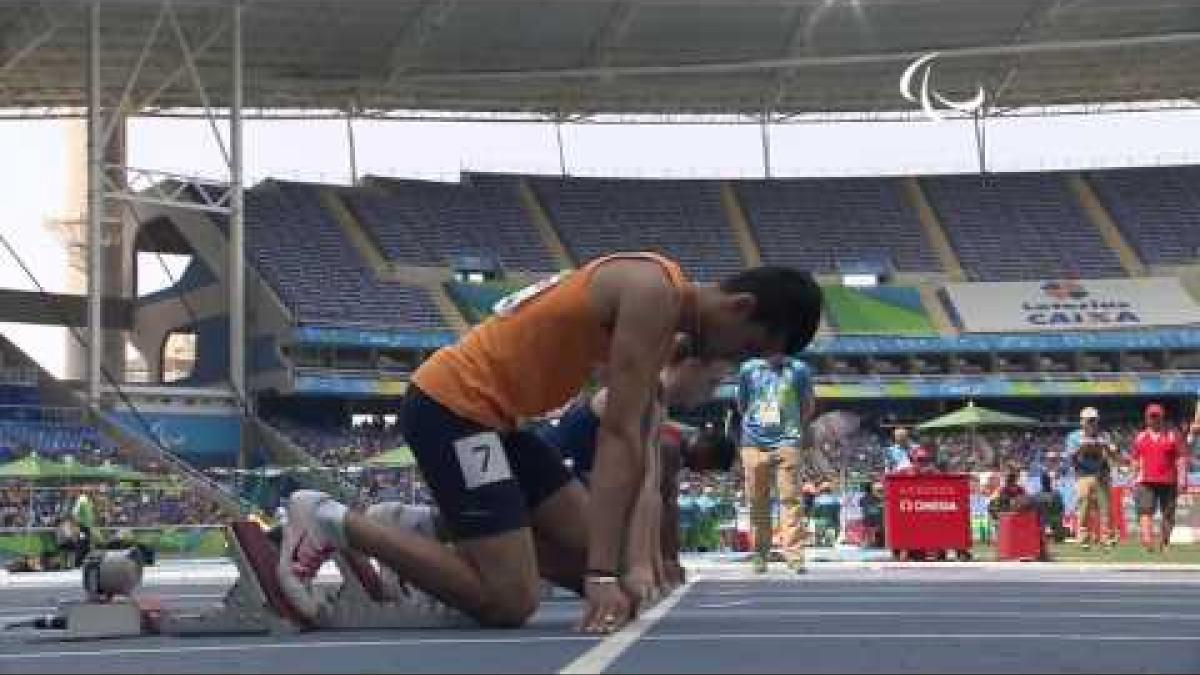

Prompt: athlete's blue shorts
[{"left": 402, "top": 385, "right": 573, "bottom": 540}]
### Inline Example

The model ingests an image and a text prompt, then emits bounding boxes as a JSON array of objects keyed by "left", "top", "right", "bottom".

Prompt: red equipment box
[
  {"left": 997, "top": 511, "right": 1044, "bottom": 561},
  {"left": 884, "top": 472, "right": 972, "bottom": 553}
]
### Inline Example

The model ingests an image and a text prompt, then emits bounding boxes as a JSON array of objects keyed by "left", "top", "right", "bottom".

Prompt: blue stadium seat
[{"left": 530, "top": 176, "right": 742, "bottom": 282}]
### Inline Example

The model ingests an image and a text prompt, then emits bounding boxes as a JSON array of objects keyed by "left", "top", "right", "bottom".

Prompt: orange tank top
[{"left": 412, "top": 253, "right": 693, "bottom": 430}]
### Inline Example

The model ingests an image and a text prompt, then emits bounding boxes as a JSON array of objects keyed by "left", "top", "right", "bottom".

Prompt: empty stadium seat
[
  {"left": 922, "top": 173, "right": 1125, "bottom": 281},
  {"left": 734, "top": 177, "right": 938, "bottom": 274},
  {"left": 213, "top": 181, "right": 449, "bottom": 330},
  {"left": 346, "top": 174, "right": 557, "bottom": 273},
  {"left": 1086, "top": 166, "right": 1200, "bottom": 266},
  {"left": 530, "top": 176, "right": 743, "bottom": 281}
]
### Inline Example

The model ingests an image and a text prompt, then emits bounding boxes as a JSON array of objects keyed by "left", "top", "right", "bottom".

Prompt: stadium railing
[
  {"left": 0, "top": 369, "right": 38, "bottom": 386},
  {"left": 0, "top": 405, "right": 87, "bottom": 424},
  {"left": 815, "top": 370, "right": 1199, "bottom": 384}
]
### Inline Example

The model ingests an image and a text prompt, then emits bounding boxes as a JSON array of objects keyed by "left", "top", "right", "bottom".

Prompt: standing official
[
  {"left": 1065, "top": 407, "right": 1118, "bottom": 549},
  {"left": 885, "top": 427, "right": 917, "bottom": 474},
  {"left": 1131, "top": 404, "right": 1189, "bottom": 553},
  {"left": 736, "top": 354, "right": 815, "bottom": 573}
]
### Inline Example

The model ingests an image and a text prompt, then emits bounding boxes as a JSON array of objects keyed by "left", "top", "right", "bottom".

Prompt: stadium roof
[{"left": 1, "top": 0, "right": 1199, "bottom": 118}]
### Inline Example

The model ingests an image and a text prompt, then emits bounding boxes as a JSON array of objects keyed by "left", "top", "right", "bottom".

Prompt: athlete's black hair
[{"left": 719, "top": 266, "right": 823, "bottom": 354}]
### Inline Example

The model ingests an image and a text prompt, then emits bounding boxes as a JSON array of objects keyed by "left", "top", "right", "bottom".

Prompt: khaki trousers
[
  {"left": 1075, "top": 475, "right": 1111, "bottom": 542},
  {"left": 741, "top": 446, "right": 806, "bottom": 561}
]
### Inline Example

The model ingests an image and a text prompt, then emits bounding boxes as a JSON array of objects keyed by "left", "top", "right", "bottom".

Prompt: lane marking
[
  {"left": 0, "top": 629, "right": 1191, "bottom": 662},
  {"left": 697, "top": 586, "right": 1200, "bottom": 596},
  {"left": 678, "top": 608, "right": 1200, "bottom": 621},
  {"left": 689, "top": 573, "right": 1200, "bottom": 585},
  {"left": 696, "top": 600, "right": 750, "bottom": 609},
  {"left": 2, "top": 630, "right": 1191, "bottom": 662},
  {"left": 692, "top": 596, "right": 1196, "bottom": 606},
  {"left": 0, "top": 635, "right": 597, "bottom": 660},
  {"left": 637, "top": 632, "right": 1200, "bottom": 643},
  {"left": 559, "top": 581, "right": 693, "bottom": 675}
]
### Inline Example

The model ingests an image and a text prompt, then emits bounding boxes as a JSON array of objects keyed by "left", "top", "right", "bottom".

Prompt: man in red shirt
[{"left": 1130, "top": 403, "right": 1190, "bottom": 553}]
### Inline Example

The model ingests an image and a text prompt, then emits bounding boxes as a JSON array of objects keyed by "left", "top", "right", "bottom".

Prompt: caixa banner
[{"left": 943, "top": 278, "right": 1200, "bottom": 332}]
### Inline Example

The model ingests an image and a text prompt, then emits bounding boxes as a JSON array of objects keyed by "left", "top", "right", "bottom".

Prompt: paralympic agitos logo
[
  {"left": 900, "top": 52, "right": 987, "bottom": 122},
  {"left": 1022, "top": 281, "right": 1140, "bottom": 327},
  {"left": 1040, "top": 280, "right": 1088, "bottom": 301}
]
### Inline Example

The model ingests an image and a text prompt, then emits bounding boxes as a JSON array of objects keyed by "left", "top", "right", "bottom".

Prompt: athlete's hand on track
[
  {"left": 665, "top": 563, "right": 687, "bottom": 587},
  {"left": 622, "top": 565, "right": 659, "bottom": 610},
  {"left": 579, "top": 578, "right": 633, "bottom": 634}
]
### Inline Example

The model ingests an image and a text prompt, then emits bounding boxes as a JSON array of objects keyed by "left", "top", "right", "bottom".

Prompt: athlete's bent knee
[{"left": 478, "top": 586, "right": 540, "bottom": 628}]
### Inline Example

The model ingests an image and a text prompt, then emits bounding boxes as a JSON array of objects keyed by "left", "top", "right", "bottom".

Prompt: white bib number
[
  {"left": 492, "top": 272, "right": 569, "bottom": 317},
  {"left": 759, "top": 402, "right": 781, "bottom": 427},
  {"left": 454, "top": 432, "right": 513, "bottom": 490}
]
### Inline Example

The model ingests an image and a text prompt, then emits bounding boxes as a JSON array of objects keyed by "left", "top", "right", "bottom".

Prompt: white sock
[{"left": 314, "top": 499, "right": 350, "bottom": 548}]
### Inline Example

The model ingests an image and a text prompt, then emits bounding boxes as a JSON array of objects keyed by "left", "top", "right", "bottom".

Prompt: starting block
[{"left": 13, "top": 518, "right": 473, "bottom": 642}]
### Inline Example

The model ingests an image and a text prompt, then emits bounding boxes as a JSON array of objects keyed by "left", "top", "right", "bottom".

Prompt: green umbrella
[
  {"left": 364, "top": 446, "right": 416, "bottom": 469},
  {"left": 91, "top": 461, "right": 152, "bottom": 483},
  {"left": 0, "top": 454, "right": 79, "bottom": 481},
  {"left": 918, "top": 402, "right": 1037, "bottom": 469},
  {"left": 917, "top": 402, "right": 1038, "bottom": 431}
]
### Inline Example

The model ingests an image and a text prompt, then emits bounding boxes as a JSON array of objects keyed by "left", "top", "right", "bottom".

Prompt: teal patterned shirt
[{"left": 736, "top": 358, "right": 813, "bottom": 450}]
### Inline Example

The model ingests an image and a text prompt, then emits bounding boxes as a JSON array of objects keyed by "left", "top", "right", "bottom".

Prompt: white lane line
[
  {"left": 636, "top": 633, "right": 1200, "bottom": 643},
  {"left": 0, "top": 629, "right": 1190, "bottom": 662},
  {"left": 696, "top": 600, "right": 751, "bottom": 609},
  {"left": 698, "top": 586, "right": 1200, "bottom": 596},
  {"left": 673, "top": 608, "right": 1200, "bottom": 621},
  {"left": 0, "top": 635, "right": 597, "bottom": 660},
  {"left": 559, "top": 581, "right": 693, "bottom": 675},
  {"left": 690, "top": 574, "right": 1200, "bottom": 585},
  {"left": 691, "top": 596, "right": 1195, "bottom": 606}
]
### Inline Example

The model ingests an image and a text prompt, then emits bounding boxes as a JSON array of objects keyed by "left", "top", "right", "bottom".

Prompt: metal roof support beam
[
  {"left": 382, "top": 0, "right": 457, "bottom": 90},
  {"left": 990, "top": 0, "right": 1072, "bottom": 111},
  {"left": 104, "top": 165, "right": 233, "bottom": 214},
  {"left": 98, "top": 2, "right": 234, "bottom": 213},
  {"left": 0, "top": 3, "right": 60, "bottom": 101},
  {"left": 564, "top": 1, "right": 637, "bottom": 114},
  {"left": 164, "top": 0, "right": 230, "bottom": 169},
  {"left": 89, "top": 0, "right": 247, "bottom": 436},
  {"left": 229, "top": 0, "right": 246, "bottom": 416},
  {"left": 345, "top": 105, "right": 359, "bottom": 185},
  {"left": 759, "top": 113, "right": 772, "bottom": 179},
  {"left": 584, "top": 0, "right": 638, "bottom": 69},
  {"left": 131, "top": 17, "right": 228, "bottom": 113},
  {"left": 397, "top": 30, "right": 1200, "bottom": 84},
  {"left": 86, "top": 0, "right": 103, "bottom": 408},
  {"left": 769, "top": 2, "right": 823, "bottom": 115},
  {"left": 101, "top": 3, "right": 167, "bottom": 148}
]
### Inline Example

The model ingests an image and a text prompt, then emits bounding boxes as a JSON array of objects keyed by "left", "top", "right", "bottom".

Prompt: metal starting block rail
[{"left": 14, "top": 520, "right": 473, "bottom": 642}]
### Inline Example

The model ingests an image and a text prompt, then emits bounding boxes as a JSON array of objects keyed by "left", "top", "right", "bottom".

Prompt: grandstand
[
  {"left": 242, "top": 181, "right": 448, "bottom": 330},
  {"left": 346, "top": 175, "right": 558, "bottom": 273},
  {"left": 530, "top": 176, "right": 742, "bottom": 281},
  {"left": 0, "top": 5, "right": 1198, "bottom": 673},
  {"left": 0, "top": 0, "right": 1197, "bottom": 543},
  {"left": 1087, "top": 166, "right": 1200, "bottom": 267},
  {"left": 921, "top": 173, "right": 1127, "bottom": 281},
  {"left": 733, "top": 177, "right": 938, "bottom": 275},
  {"left": 7, "top": 156, "right": 1200, "bottom": 489},
  {"left": 112, "top": 162, "right": 1200, "bottom": 424}
]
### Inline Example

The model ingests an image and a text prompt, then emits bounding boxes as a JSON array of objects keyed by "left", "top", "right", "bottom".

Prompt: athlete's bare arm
[
  {"left": 624, "top": 413, "right": 665, "bottom": 606},
  {"left": 581, "top": 260, "right": 680, "bottom": 632},
  {"left": 659, "top": 436, "right": 684, "bottom": 585},
  {"left": 589, "top": 387, "right": 671, "bottom": 603}
]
